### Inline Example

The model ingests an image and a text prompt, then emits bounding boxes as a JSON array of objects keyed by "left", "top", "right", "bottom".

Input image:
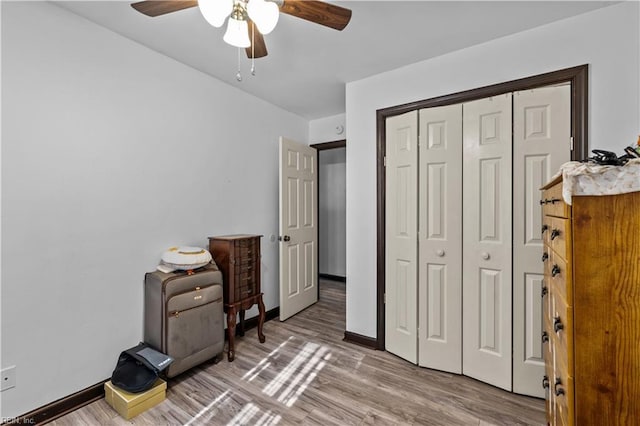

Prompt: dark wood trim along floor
[
  {"left": 319, "top": 273, "right": 346, "bottom": 283},
  {"left": 3, "top": 381, "right": 106, "bottom": 426},
  {"left": 343, "top": 331, "right": 378, "bottom": 350},
  {"left": 11, "top": 308, "right": 279, "bottom": 425}
]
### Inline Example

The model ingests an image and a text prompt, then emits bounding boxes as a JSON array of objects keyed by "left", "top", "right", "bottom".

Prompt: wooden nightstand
[{"left": 208, "top": 234, "right": 265, "bottom": 361}]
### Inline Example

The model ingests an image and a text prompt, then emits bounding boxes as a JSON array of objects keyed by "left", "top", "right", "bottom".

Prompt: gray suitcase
[{"left": 144, "top": 263, "right": 224, "bottom": 378}]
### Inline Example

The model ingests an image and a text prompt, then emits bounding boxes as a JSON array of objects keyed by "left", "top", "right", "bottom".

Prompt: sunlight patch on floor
[
  {"left": 278, "top": 349, "right": 331, "bottom": 408},
  {"left": 227, "top": 402, "right": 282, "bottom": 426},
  {"left": 183, "top": 390, "right": 231, "bottom": 426},
  {"left": 185, "top": 337, "right": 331, "bottom": 425},
  {"left": 242, "top": 337, "right": 293, "bottom": 383}
]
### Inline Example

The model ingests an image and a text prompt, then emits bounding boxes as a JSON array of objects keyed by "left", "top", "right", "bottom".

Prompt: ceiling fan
[{"left": 131, "top": 0, "right": 352, "bottom": 59}]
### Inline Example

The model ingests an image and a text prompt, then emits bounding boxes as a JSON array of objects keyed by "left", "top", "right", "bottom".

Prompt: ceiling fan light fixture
[
  {"left": 224, "top": 15, "right": 251, "bottom": 48},
  {"left": 198, "top": 0, "right": 233, "bottom": 28},
  {"left": 247, "top": 0, "right": 279, "bottom": 35}
]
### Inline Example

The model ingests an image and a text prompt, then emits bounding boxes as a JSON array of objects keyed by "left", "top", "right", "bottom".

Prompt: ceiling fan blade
[
  {"left": 131, "top": 0, "right": 198, "bottom": 17},
  {"left": 279, "top": 0, "right": 352, "bottom": 31},
  {"left": 245, "top": 21, "right": 268, "bottom": 59}
]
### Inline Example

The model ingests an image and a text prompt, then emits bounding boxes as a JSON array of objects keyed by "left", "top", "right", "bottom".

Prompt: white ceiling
[{"left": 55, "top": 1, "right": 616, "bottom": 119}]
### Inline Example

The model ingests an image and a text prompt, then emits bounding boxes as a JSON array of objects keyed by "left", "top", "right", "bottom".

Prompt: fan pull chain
[
  {"left": 236, "top": 47, "right": 242, "bottom": 82},
  {"left": 251, "top": 22, "right": 256, "bottom": 76}
]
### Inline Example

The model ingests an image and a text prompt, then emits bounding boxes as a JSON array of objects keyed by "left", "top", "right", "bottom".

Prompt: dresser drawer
[
  {"left": 543, "top": 322, "right": 553, "bottom": 371},
  {"left": 548, "top": 217, "right": 571, "bottom": 262},
  {"left": 549, "top": 252, "right": 572, "bottom": 306},
  {"left": 542, "top": 182, "right": 570, "bottom": 218},
  {"left": 544, "top": 362, "right": 555, "bottom": 424},
  {"left": 542, "top": 216, "right": 553, "bottom": 248},
  {"left": 552, "top": 293, "right": 573, "bottom": 377},
  {"left": 553, "top": 370, "right": 574, "bottom": 426},
  {"left": 542, "top": 245, "right": 552, "bottom": 278}
]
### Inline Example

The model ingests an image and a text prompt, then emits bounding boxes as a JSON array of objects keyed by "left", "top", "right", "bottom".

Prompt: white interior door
[
  {"left": 418, "top": 105, "right": 463, "bottom": 373},
  {"left": 385, "top": 111, "right": 418, "bottom": 363},
  {"left": 462, "top": 94, "right": 513, "bottom": 391},
  {"left": 279, "top": 137, "right": 318, "bottom": 321},
  {"left": 512, "top": 84, "right": 571, "bottom": 396}
]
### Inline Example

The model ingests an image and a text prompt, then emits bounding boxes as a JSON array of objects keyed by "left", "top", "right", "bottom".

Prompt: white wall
[
  {"left": 345, "top": 2, "right": 640, "bottom": 338},
  {"left": 318, "top": 148, "right": 346, "bottom": 277},
  {"left": 0, "top": 2, "right": 307, "bottom": 418},
  {"left": 309, "top": 113, "right": 346, "bottom": 144}
]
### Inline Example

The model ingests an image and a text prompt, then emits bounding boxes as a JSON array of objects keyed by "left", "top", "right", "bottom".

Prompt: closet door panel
[
  {"left": 385, "top": 110, "right": 419, "bottom": 363},
  {"left": 418, "top": 105, "right": 462, "bottom": 373},
  {"left": 513, "top": 84, "right": 571, "bottom": 397},
  {"left": 462, "top": 94, "right": 513, "bottom": 391}
]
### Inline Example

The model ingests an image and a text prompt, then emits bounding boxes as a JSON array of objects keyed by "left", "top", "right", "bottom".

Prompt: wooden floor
[{"left": 52, "top": 280, "right": 545, "bottom": 425}]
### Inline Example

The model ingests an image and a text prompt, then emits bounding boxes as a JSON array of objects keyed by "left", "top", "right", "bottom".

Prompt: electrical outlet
[{"left": 1, "top": 366, "right": 16, "bottom": 391}]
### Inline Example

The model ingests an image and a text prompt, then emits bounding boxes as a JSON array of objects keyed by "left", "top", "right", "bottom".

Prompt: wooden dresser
[
  {"left": 541, "top": 176, "right": 640, "bottom": 425},
  {"left": 208, "top": 234, "right": 265, "bottom": 361}
]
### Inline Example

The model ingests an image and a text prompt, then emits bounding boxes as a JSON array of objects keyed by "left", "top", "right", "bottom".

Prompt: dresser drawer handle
[
  {"left": 542, "top": 375, "right": 550, "bottom": 389},
  {"left": 542, "top": 331, "right": 549, "bottom": 343},
  {"left": 542, "top": 252, "right": 549, "bottom": 262},
  {"left": 542, "top": 225, "right": 549, "bottom": 234},
  {"left": 554, "top": 378, "right": 565, "bottom": 396},
  {"left": 554, "top": 317, "right": 564, "bottom": 333},
  {"left": 551, "top": 265, "right": 561, "bottom": 277},
  {"left": 541, "top": 286, "right": 548, "bottom": 298},
  {"left": 550, "top": 229, "right": 561, "bottom": 240}
]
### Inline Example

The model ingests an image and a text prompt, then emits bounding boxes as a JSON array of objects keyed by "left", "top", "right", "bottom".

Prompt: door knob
[
  {"left": 436, "top": 249, "right": 445, "bottom": 257},
  {"left": 278, "top": 235, "right": 291, "bottom": 242},
  {"left": 481, "top": 252, "right": 490, "bottom": 260}
]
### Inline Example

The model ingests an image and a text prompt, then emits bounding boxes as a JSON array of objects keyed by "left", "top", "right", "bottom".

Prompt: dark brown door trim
[
  {"left": 311, "top": 139, "right": 346, "bottom": 150},
  {"left": 375, "top": 64, "right": 589, "bottom": 350}
]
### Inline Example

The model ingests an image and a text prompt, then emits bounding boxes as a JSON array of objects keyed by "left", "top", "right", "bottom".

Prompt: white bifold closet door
[
  {"left": 462, "top": 93, "right": 513, "bottom": 391},
  {"left": 512, "top": 84, "right": 571, "bottom": 397},
  {"left": 385, "top": 84, "right": 571, "bottom": 397},
  {"left": 385, "top": 110, "right": 419, "bottom": 363},
  {"left": 417, "top": 105, "right": 463, "bottom": 373}
]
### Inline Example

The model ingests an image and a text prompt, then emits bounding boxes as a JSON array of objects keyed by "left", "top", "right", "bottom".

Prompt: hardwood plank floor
[{"left": 51, "top": 280, "right": 545, "bottom": 425}]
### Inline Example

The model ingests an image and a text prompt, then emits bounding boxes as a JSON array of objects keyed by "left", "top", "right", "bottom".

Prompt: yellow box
[{"left": 104, "top": 379, "right": 166, "bottom": 420}]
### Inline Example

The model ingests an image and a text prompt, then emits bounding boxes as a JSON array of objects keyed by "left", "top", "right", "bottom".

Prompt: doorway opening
[{"left": 312, "top": 140, "right": 346, "bottom": 315}]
